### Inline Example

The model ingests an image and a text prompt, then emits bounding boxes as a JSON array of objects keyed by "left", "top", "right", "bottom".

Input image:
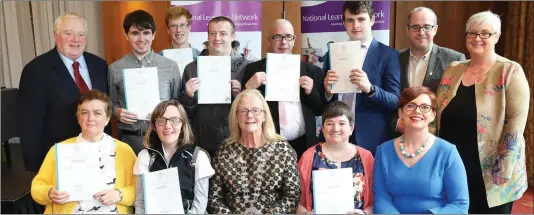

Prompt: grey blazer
[
  {"left": 392, "top": 44, "right": 466, "bottom": 136},
  {"left": 399, "top": 44, "right": 466, "bottom": 93}
]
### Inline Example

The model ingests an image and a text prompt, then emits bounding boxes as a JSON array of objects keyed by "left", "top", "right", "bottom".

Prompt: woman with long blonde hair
[{"left": 208, "top": 89, "right": 300, "bottom": 214}]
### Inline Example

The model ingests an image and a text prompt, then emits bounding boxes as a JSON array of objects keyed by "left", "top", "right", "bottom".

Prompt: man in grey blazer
[
  {"left": 394, "top": 7, "right": 466, "bottom": 133},
  {"left": 399, "top": 7, "right": 466, "bottom": 93}
]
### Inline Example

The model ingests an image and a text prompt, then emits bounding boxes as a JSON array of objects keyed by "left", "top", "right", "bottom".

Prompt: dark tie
[{"left": 72, "top": 61, "right": 89, "bottom": 93}]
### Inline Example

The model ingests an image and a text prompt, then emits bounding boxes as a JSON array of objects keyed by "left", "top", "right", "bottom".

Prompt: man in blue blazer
[
  {"left": 17, "top": 12, "right": 110, "bottom": 172},
  {"left": 322, "top": 1, "right": 401, "bottom": 154}
]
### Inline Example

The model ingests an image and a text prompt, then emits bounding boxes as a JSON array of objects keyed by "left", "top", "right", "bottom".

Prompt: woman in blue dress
[{"left": 373, "top": 86, "right": 469, "bottom": 214}]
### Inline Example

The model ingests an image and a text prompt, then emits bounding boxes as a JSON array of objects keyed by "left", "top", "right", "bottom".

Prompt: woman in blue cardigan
[{"left": 373, "top": 87, "right": 469, "bottom": 214}]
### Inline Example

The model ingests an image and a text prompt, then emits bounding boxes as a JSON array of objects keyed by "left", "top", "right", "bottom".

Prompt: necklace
[
  {"left": 323, "top": 143, "right": 350, "bottom": 162},
  {"left": 399, "top": 135, "right": 429, "bottom": 158}
]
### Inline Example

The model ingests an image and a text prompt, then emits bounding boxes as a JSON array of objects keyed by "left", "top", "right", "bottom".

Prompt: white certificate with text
[
  {"left": 265, "top": 53, "right": 300, "bottom": 101},
  {"left": 161, "top": 48, "right": 194, "bottom": 77},
  {"left": 123, "top": 67, "right": 161, "bottom": 120},
  {"left": 143, "top": 167, "right": 184, "bottom": 214},
  {"left": 56, "top": 143, "right": 101, "bottom": 202},
  {"left": 312, "top": 168, "right": 354, "bottom": 214},
  {"left": 197, "top": 56, "right": 231, "bottom": 104},
  {"left": 329, "top": 41, "right": 364, "bottom": 93}
]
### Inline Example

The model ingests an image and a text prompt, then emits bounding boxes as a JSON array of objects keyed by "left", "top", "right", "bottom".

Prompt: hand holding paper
[
  {"left": 48, "top": 188, "right": 70, "bottom": 205},
  {"left": 329, "top": 41, "right": 364, "bottom": 93},
  {"left": 56, "top": 143, "right": 101, "bottom": 202},
  {"left": 245, "top": 72, "right": 267, "bottom": 89},
  {"left": 123, "top": 67, "right": 161, "bottom": 120},
  {"left": 197, "top": 56, "right": 232, "bottom": 104},
  {"left": 265, "top": 53, "right": 301, "bottom": 101},
  {"left": 349, "top": 68, "right": 372, "bottom": 94}
]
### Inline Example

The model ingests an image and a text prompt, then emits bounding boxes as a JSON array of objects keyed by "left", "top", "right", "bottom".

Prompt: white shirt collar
[
  {"left": 76, "top": 133, "right": 112, "bottom": 144},
  {"left": 361, "top": 36, "right": 373, "bottom": 48},
  {"left": 58, "top": 51, "right": 86, "bottom": 69},
  {"left": 409, "top": 43, "right": 434, "bottom": 61}
]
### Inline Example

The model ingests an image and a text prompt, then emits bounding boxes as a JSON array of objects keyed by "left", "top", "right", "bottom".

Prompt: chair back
[{"left": 1, "top": 88, "right": 18, "bottom": 143}]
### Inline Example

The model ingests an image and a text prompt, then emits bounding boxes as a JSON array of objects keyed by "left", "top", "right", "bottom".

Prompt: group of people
[{"left": 19, "top": 1, "right": 529, "bottom": 214}]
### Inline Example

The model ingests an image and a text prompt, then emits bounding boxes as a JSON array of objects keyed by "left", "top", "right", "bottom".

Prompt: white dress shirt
[
  {"left": 279, "top": 101, "right": 306, "bottom": 141},
  {"left": 58, "top": 51, "right": 93, "bottom": 89},
  {"left": 408, "top": 44, "right": 433, "bottom": 87}
]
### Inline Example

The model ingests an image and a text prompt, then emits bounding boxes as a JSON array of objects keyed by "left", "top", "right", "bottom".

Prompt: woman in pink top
[{"left": 297, "top": 101, "right": 374, "bottom": 214}]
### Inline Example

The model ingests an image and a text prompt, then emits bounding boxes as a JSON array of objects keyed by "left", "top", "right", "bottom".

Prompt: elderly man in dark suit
[
  {"left": 394, "top": 7, "right": 466, "bottom": 134},
  {"left": 18, "top": 12, "right": 109, "bottom": 172},
  {"left": 241, "top": 19, "right": 325, "bottom": 158}
]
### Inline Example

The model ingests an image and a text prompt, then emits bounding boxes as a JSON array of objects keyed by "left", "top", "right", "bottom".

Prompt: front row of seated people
[{"left": 31, "top": 86, "right": 471, "bottom": 214}]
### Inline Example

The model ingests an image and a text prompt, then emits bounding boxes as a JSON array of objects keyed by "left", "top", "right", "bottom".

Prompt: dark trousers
[
  {"left": 119, "top": 132, "right": 145, "bottom": 156},
  {"left": 288, "top": 134, "right": 307, "bottom": 161}
]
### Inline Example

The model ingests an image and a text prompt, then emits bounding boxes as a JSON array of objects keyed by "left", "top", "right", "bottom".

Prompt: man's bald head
[
  {"left": 271, "top": 19, "right": 294, "bottom": 35},
  {"left": 268, "top": 19, "right": 295, "bottom": 54}
]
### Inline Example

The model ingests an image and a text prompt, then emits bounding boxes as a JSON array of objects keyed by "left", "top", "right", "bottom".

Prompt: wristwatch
[
  {"left": 115, "top": 189, "right": 123, "bottom": 202},
  {"left": 366, "top": 85, "right": 376, "bottom": 97}
]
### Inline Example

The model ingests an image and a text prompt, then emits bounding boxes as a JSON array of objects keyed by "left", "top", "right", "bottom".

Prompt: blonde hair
[
  {"left": 165, "top": 6, "right": 193, "bottom": 27},
  {"left": 465, "top": 10, "right": 501, "bottom": 34},
  {"left": 144, "top": 100, "right": 194, "bottom": 149},
  {"left": 225, "top": 89, "right": 285, "bottom": 145},
  {"left": 53, "top": 12, "right": 88, "bottom": 34}
]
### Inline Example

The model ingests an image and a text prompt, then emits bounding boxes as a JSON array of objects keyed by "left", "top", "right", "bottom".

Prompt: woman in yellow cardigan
[
  {"left": 31, "top": 90, "right": 137, "bottom": 214},
  {"left": 435, "top": 11, "right": 529, "bottom": 214}
]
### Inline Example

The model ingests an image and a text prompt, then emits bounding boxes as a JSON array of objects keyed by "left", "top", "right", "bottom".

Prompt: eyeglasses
[
  {"left": 465, "top": 32, "right": 496, "bottom": 39},
  {"left": 155, "top": 117, "right": 182, "bottom": 126},
  {"left": 404, "top": 103, "right": 433, "bottom": 113},
  {"left": 408, "top": 24, "right": 436, "bottom": 32},
  {"left": 270, "top": 34, "right": 296, "bottom": 42},
  {"left": 169, "top": 23, "right": 189, "bottom": 30},
  {"left": 237, "top": 108, "right": 264, "bottom": 116}
]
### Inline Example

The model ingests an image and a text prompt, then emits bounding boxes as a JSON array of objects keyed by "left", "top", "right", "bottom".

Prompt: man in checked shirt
[{"left": 108, "top": 10, "right": 181, "bottom": 155}]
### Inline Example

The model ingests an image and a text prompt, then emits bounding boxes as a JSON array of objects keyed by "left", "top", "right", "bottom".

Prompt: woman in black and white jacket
[{"left": 133, "top": 100, "right": 214, "bottom": 214}]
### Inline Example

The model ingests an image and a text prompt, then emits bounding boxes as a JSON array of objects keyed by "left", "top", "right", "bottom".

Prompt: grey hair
[
  {"left": 407, "top": 7, "right": 437, "bottom": 25},
  {"left": 465, "top": 10, "right": 501, "bottom": 34},
  {"left": 53, "top": 12, "right": 88, "bottom": 34}
]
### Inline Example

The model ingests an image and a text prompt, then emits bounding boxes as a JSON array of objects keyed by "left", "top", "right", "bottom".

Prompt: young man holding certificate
[
  {"left": 179, "top": 16, "right": 251, "bottom": 157},
  {"left": 160, "top": 7, "right": 200, "bottom": 76},
  {"left": 162, "top": 7, "right": 201, "bottom": 58},
  {"left": 241, "top": 19, "right": 325, "bottom": 159},
  {"left": 109, "top": 10, "right": 182, "bottom": 155},
  {"left": 322, "top": 1, "right": 401, "bottom": 155}
]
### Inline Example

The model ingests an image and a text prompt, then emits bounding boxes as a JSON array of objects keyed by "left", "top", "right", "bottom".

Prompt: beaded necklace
[{"left": 399, "top": 134, "right": 429, "bottom": 158}]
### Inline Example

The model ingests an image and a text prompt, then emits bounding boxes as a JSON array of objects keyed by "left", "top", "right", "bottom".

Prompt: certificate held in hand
[
  {"left": 56, "top": 143, "right": 101, "bottom": 202},
  {"left": 123, "top": 67, "right": 161, "bottom": 120},
  {"left": 329, "top": 41, "right": 364, "bottom": 93},
  {"left": 312, "top": 168, "right": 354, "bottom": 214},
  {"left": 197, "top": 56, "right": 232, "bottom": 104},
  {"left": 161, "top": 48, "right": 194, "bottom": 77},
  {"left": 143, "top": 167, "right": 184, "bottom": 214},
  {"left": 265, "top": 53, "right": 301, "bottom": 101}
]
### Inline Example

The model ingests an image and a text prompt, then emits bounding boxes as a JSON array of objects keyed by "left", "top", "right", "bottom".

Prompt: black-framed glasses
[
  {"left": 465, "top": 32, "right": 496, "bottom": 39},
  {"left": 237, "top": 108, "right": 264, "bottom": 116},
  {"left": 168, "top": 23, "right": 189, "bottom": 30},
  {"left": 408, "top": 24, "right": 436, "bottom": 32},
  {"left": 270, "top": 34, "right": 296, "bottom": 42},
  {"left": 155, "top": 117, "right": 182, "bottom": 126},
  {"left": 404, "top": 103, "right": 433, "bottom": 113}
]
